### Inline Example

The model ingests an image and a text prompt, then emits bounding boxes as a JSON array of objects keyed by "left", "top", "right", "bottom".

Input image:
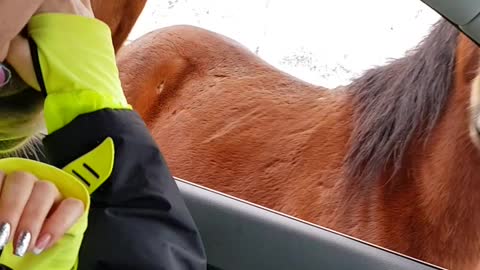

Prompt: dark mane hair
[{"left": 344, "top": 19, "right": 459, "bottom": 184}]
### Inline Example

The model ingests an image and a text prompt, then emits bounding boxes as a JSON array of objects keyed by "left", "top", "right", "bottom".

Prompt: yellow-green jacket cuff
[
  {"left": 28, "top": 14, "right": 131, "bottom": 133},
  {"left": 0, "top": 158, "right": 90, "bottom": 270}
]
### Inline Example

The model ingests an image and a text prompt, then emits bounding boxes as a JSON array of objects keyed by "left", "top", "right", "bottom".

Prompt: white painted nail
[
  {"left": 14, "top": 231, "right": 31, "bottom": 257},
  {"left": 0, "top": 222, "right": 11, "bottom": 250}
]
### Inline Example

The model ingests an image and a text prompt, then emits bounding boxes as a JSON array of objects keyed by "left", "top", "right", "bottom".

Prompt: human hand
[
  {"left": 36, "top": 0, "right": 94, "bottom": 17},
  {"left": 0, "top": 171, "right": 84, "bottom": 257},
  {"left": 7, "top": 0, "right": 130, "bottom": 134},
  {"left": 0, "top": 0, "right": 44, "bottom": 61}
]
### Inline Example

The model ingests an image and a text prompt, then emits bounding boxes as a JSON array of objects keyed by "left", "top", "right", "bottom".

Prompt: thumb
[{"left": 6, "top": 35, "right": 41, "bottom": 91}]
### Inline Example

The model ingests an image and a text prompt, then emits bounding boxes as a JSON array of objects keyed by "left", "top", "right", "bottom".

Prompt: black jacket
[{"left": 43, "top": 109, "right": 207, "bottom": 270}]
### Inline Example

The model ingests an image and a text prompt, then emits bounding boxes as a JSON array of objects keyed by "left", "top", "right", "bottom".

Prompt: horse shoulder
[{"left": 117, "top": 25, "right": 282, "bottom": 118}]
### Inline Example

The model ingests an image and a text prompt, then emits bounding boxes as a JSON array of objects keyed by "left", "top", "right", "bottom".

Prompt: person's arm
[
  {"left": 43, "top": 109, "right": 207, "bottom": 269},
  {"left": 23, "top": 13, "right": 207, "bottom": 270}
]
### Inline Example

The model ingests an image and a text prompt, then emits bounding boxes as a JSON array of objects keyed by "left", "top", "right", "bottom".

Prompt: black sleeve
[{"left": 42, "top": 109, "right": 207, "bottom": 270}]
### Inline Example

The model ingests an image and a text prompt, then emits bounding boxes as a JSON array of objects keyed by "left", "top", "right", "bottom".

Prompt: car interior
[{"left": 176, "top": 178, "right": 445, "bottom": 270}]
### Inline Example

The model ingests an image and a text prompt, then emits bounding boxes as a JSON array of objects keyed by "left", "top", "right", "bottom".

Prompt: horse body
[
  {"left": 117, "top": 22, "right": 480, "bottom": 269},
  {"left": 2, "top": 1, "right": 480, "bottom": 268},
  {"left": 119, "top": 25, "right": 349, "bottom": 215}
]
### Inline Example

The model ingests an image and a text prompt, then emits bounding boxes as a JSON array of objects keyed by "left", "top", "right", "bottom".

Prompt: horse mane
[{"left": 344, "top": 19, "right": 459, "bottom": 185}]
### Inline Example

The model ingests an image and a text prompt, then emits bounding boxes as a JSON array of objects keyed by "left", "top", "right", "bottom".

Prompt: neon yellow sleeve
[
  {"left": 0, "top": 136, "right": 115, "bottom": 269},
  {"left": 0, "top": 159, "right": 90, "bottom": 270},
  {"left": 27, "top": 14, "right": 132, "bottom": 134}
]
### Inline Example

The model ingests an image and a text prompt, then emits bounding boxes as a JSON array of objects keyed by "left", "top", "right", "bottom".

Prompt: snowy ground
[{"left": 128, "top": 0, "right": 440, "bottom": 88}]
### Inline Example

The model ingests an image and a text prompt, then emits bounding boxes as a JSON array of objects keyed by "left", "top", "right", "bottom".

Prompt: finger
[
  {"left": 35, "top": 198, "right": 84, "bottom": 254},
  {"left": 78, "top": 0, "right": 95, "bottom": 18},
  {"left": 6, "top": 36, "right": 41, "bottom": 91},
  {"left": 0, "top": 0, "right": 44, "bottom": 53},
  {"left": 14, "top": 180, "right": 61, "bottom": 257},
  {"left": 0, "top": 172, "right": 36, "bottom": 249},
  {"left": 81, "top": 0, "right": 92, "bottom": 10},
  {"left": 0, "top": 43, "right": 10, "bottom": 62},
  {"left": 0, "top": 171, "right": 6, "bottom": 192},
  {"left": 37, "top": 0, "right": 94, "bottom": 17}
]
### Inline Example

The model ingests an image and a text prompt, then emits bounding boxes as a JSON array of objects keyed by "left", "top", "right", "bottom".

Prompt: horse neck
[
  {"left": 91, "top": 0, "right": 147, "bottom": 52},
  {"left": 411, "top": 35, "right": 480, "bottom": 268}
]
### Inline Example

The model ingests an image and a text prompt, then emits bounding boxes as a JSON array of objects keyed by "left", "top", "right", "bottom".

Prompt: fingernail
[
  {"left": 14, "top": 231, "right": 31, "bottom": 257},
  {"left": 0, "top": 222, "right": 11, "bottom": 250},
  {"left": 33, "top": 234, "right": 51, "bottom": 255},
  {"left": 0, "top": 64, "right": 11, "bottom": 87}
]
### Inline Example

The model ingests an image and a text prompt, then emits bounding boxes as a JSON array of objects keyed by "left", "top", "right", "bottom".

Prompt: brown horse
[
  {"left": 116, "top": 20, "right": 480, "bottom": 269},
  {"left": 90, "top": 0, "right": 147, "bottom": 52},
  {"left": 2, "top": 2, "right": 478, "bottom": 269}
]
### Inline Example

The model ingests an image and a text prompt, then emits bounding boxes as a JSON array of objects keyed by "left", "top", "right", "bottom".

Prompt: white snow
[{"left": 128, "top": 0, "right": 440, "bottom": 88}]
